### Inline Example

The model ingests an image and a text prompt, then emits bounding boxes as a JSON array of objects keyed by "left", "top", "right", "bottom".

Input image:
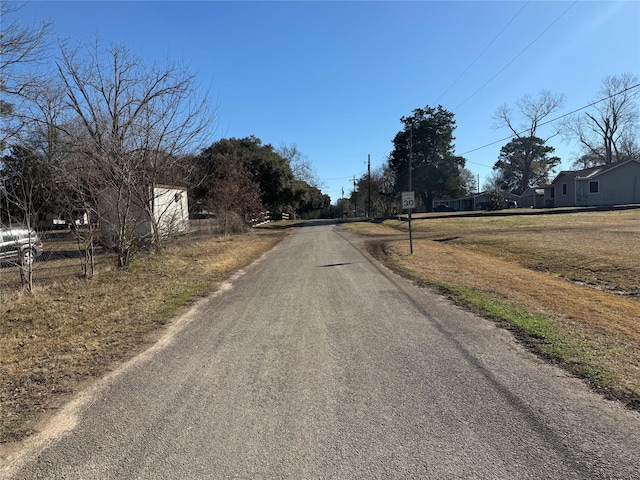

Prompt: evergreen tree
[
  {"left": 494, "top": 136, "right": 560, "bottom": 195},
  {"left": 388, "top": 105, "right": 466, "bottom": 211}
]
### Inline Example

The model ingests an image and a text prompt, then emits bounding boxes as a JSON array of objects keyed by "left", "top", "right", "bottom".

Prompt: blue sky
[{"left": 11, "top": 1, "right": 640, "bottom": 203}]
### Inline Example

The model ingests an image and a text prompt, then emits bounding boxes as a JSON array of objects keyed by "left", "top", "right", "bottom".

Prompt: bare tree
[
  {"left": 377, "top": 163, "right": 397, "bottom": 216},
  {"left": 618, "top": 133, "right": 640, "bottom": 161},
  {"left": 0, "top": 0, "right": 51, "bottom": 149},
  {"left": 567, "top": 73, "right": 640, "bottom": 165},
  {"left": 459, "top": 167, "right": 477, "bottom": 195},
  {"left": 353, "top": 165, "right": 398, "bottom": 217},
  {"left": 277, "top": 143, "right": 320, "bottom": 188},
  {"left": 352, "top": 163, "right": 397, "bottom": 217},
  {"left": 189, "top": 143, "right": 263, "bottom": 236},
  {"left": 494, "top": 90, "right": 565, "bottom": 141},
  {"left": 15, "top": 78, "right": 107, "bottom": 278},
  {"left": 0, "top": 145, "right": 51, "bottom": 290},
  {"left": 55, "top": 119, "right": 103, "bottom": 278},
  {"left": 493, "top": 91, "right": 565, "bottom": 191},
  {"left": 0, "top": 0, "right": 51, "bottom": 253},
  {"left": 207, "top": 157, "right": 262, "bottom": 236},
  {"left": 483, "top": 170, "right": 506, "bottom": 193},
  {"left": 63, "top": 151, "right": 101, "bottom": 278},
  {"left": 481, "top": 171, "right": 509, "bottom": 210},
  {"left": 55, "top": 42, "right": 216, "bottom": 266}
]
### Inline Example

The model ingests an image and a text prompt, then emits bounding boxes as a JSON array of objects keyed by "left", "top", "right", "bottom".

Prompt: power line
[
  {"left": 320, "top": 173, "right": 366, "bottom": 182},
  {"left": 320, "top": 176, "right": 353, "bottom": 181},
  {"left": 454, "top": 1, "right": 578, "bottom": 111},
  {"left": 327, "top": 84, "right": 640, "bottom": 189},
  {"left": 436, "top": 1, "right": 530, "bottom": 103},
  {"left": 459, "top": 82, "right": 640, "bottom": 158}
]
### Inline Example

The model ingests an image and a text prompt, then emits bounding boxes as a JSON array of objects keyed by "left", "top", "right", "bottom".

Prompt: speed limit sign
[{"left": 402, "top": 191, "right": 415, "bottom": 210}]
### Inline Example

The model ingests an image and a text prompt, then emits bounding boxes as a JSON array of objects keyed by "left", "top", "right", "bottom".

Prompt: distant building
[
  {"left": 432, "top": 192, "right": 520, "bottom": 211},
  {"left": 519, "top": 187, "right": 545, "bottom": 209}
]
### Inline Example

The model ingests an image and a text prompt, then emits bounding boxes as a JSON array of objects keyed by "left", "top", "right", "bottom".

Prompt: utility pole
[
  {"left": 352, "top": 176, "right": 357, "bottom": 218},
  {"left": 408, "top": 123, "right": 414, "bottom": 254},
  {"left": 367, "top": 154, "right": 371, "bottom": 218}
]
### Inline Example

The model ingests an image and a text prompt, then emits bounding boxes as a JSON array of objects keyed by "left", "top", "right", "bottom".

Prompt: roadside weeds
[{"left": 0, "top": 230, "right": 286, "bottom": 444}]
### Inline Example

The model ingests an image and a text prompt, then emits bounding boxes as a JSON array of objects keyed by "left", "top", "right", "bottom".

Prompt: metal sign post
[
  {"left": 402, "top": 191, "right": 415, "bottom": 254},
  {"left": 407, "top": 124, "right": 414, "bottom": 255}
]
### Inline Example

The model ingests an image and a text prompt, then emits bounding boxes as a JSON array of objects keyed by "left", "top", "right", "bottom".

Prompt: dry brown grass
[
  {"left": 0, "top": 229, "right": 285, "bottom": 443},
  {"left": 353, "top": 210, "right": 640, "bottom": 296},
  {"left": 345, "top": 209, "right": 640, "bottom": 407}
]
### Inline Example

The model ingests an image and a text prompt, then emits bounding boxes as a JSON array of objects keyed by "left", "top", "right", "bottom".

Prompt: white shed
[{"left": 143, "top": 184, "right": 189, "bottom": 238}]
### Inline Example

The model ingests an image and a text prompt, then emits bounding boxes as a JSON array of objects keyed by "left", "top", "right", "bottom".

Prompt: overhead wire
[
  {"left": 459, "top": 82, "right": 640, "bottom": 160},
  {"left": 331, "top": 82, "right": 640, "bottom": 196},
  {"left": 429, "top": 1, "right": 580, "bottom": 169},
  {"left": 454, "top": 0, "right": 578, "bottom": 111},
  {"left": 337, "top": 2, "right": 612, "bottom": 188},
  {"left": 436, "top": 1, "right": 530, "bottom": 104}
]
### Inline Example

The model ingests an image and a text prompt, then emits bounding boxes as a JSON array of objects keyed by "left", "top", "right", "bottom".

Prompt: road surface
[{"left": 4, "top": 221, "right": 640, "bottom": 479}]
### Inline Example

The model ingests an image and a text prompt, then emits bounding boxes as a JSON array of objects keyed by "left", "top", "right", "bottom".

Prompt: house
[
  {"left": 519, "top": 187, "right": 545, "bottom": 209},
  {"left": 35, "top": 212, "right": 90, "bottom": 230},
  {"left": 432, "top": 191, "right": 521, "bottom": 211},
  {"left": 543, "top": 159, "right": 640, "bottom": 207},
  {"left": 431, "top": 193, "right": 478, "bottom": 211}
]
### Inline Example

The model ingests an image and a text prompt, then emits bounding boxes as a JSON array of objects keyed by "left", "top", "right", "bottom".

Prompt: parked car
[
  {"left": 0, "top": 225, "right": 44, "bottom": 265},
  {"left": 434, "top": 204, "right": 455, "bottom": 212}
]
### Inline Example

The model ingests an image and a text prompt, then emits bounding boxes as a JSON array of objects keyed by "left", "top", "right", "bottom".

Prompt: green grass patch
[
  {"left": 157, "top": 280, "right": 212, "bottom": 321},
  {"left": 422, "top": 281, "right": 622, "bottom": 392},
  {"left": 370, "top": 237, "right": 624, "bottom": 400},
  {"left": 433, "top": 282, "right": 565, "bottom": 346}
]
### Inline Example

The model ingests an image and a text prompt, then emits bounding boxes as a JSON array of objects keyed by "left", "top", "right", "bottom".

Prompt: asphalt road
[{"left": 4, "top": 221, "right": 640, "bottom": 479}]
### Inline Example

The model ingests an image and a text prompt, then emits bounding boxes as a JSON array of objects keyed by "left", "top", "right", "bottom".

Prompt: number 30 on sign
[{"left": 402, "top": 191, "right": 415, "bottom": 210}]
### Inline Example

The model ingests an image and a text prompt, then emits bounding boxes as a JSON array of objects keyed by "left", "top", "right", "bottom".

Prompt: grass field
[{"left": 343, "top": 208, "right": 640, "bottom": 410}]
